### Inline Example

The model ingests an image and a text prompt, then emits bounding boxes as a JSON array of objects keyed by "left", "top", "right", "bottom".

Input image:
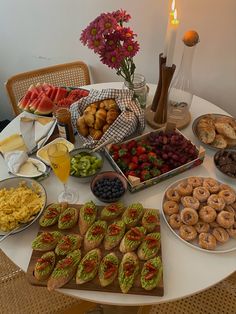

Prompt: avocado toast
[
  {"left": 122, "top": 203, "right": 144, "bottom": 227},
  {"left": 76, "top": 248, "right": 101, "bottom": 284},
  {"left": 141, "top": 256, "right": 163, "bottom": 291},
  {"left": 39, "top": 203, "right": 61, "bottom": 227},
  {"left": 137, "top": 232, "right": 161, "bottom": 260},
  {"left": 47, "top": 249, "right": 81, "bottom": 291},
  {"left": 100, "top": 202, "right": 125, "bottom": 221},
  {"left": 119, "top": 226, "right": 146, "bottom": 253},
  {"left": 58, "top": 207, "right": 78, "bottom": 229},
  {"left": 55, "top": 234, "right": 82, "bottom": 256},
  {"left": 98, "top": 252, "right": 119, "bottom": 287},
  {"left": 104, "top": 220, "right": 126, "bottom": 250},
  {"left": 84, "top": 220, "right": 107, "bottom": 251},
  {"left": 79, "top": 201, "right": 97, "bottom": 235},
  {"left": 34, "top": 251, "right": 56, "bottom": 281},
  {"left": 142, "top": 208, "right": 160, "bottom": 232},
  {"left": 32, "top": 231, "right": 62, "bottom": 251},
  {"left": 118, "top": 252, "right": 139, "bottom": 293}
]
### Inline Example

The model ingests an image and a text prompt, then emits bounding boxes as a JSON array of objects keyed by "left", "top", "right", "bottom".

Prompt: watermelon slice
[
  {"left": 54, "top": 87, "right": 68, "bottom": 103},
  {"left": 18, "top": 91, "right": 32, "bottom": 110},
  {"left": 34, "top": 95, "right": 54, "bottom": 115},
  {"left": 29, "top": 98, "right": 41, "bottom": 112},
  {"left": 50, "top": 87, "right": 59, "bottom": 101}
]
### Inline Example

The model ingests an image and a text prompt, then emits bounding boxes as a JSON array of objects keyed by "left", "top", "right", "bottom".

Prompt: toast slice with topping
[
  {"left": 118, "top": 252, "right": 139, "bottom": 294},
  {"left": 55, "top": 234, "right": 82, "bottom": 256},
  {"left": 58, "top": 207, "right": 78, "bottom": 229},
  {"left": 141, "top": 256, "right": 163, "bottom": 291},
  {"left": 39, "top": 203, "right": 61, "bottom": 227},
  {"left": 119, "top": 226, "right": 146, "bottom": 253},
  {"left": 98, "top": 252, "right": 119, "bottom": 287},
  {"left": 142, "top": 209, "right": 160, "bottom": 232},
  {"left": 137, "top": 232, "right": 161, "bottom": 260},
  {"left": 34, "top": 251, "right": 56, "bottom": 281},
  {"left": 100, "top": 202, "right": 125, "bottom": 221},
  {"left": 32, "top": 231, "right": 62, "bottom": 251},
  {"left": 79, "top": 201, "right": 97, "bottom": 235},
  {"left": 104, "top": 220, "right": 126, "bottom": 250},
  {"left": 84, "top": 220, "right": 107, "bottom": 251},
  {"left": 122, "top": 203, "right": 144, "bottom": 228},
  {"left": 76, "top": 248, "right": 101, "bottom": 284}
]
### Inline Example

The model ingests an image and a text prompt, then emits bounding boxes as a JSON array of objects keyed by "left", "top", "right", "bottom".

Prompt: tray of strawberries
[{"left": 104, "top": 124, "right": 205, "bottom": 192}]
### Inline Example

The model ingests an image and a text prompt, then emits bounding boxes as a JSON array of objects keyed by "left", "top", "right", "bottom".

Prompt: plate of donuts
[
  {"left": 162, "top": 176, "right": 236, "bottom": 253},
  {"left": 192, "top": 114, "right": 236, "bottom": 150}
]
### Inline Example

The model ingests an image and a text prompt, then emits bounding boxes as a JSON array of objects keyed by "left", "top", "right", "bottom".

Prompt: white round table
[{"left": 0, "top": 83, "right": 236, "bottom": 306}]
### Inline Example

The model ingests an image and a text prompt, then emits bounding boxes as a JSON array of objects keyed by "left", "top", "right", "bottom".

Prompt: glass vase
[
  {"left": 168, "top": 44, "right": 196, "bottom": 123},
  {"left": 124, "top": 73, "right": 148, "bottom": 109}
]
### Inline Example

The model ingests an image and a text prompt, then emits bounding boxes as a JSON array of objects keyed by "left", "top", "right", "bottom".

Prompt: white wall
[{"left": 1, "top": 0, "right": 235, "bottom": 120}]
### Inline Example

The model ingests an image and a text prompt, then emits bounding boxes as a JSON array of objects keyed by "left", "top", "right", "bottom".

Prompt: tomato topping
[
  {"left": 108, "top": 224, "right": 121, "bottom": 236},
  {"left": 83, "top": 260, "right": 96, "bottom": 273},
  {"left": 145, "top": 270, "right": 157, "bottom": 280},
  {"left": 107, "top": 204, "right": 118, "bottom": 213},
  {"left": 91, "top": 225, "right": 104, "bottom": 236},
  {"left": 104, "top": 261, "right": 117, "bottom": 279},
  {"left": 60, "top": 236, "right": 72, "bottom": 250},
  {"left": 45, "top": 208, "right": 59, "bottom": 219},
  {"left": 84, "top": 207, "right": 94, "bottom": 215},
  {"left": 145, "top": 236, "right": 159, "bottom": 249},
  {"left": 129, "top": 208, "right": 137, "bottom": 218},
  {"left": 36, "top": 258, "right": 51, "bottom": 271},
  {"left": 146, "top": 214, "right": 157, "bottom": 223},
  {"left": 61, "top": 213, "right": 72, "bottom": 222},
  {"left": 42, "top": 232, "right": 54, "bottom": 243},
  {"left": 127, "top": 228, "right": 143, "bottom": 241},
  {"left": 123, "top": 262, "right": 135, "bottom": 277},
  {"left": 58, "top": 256, "right": 73, "bottom": 269}
]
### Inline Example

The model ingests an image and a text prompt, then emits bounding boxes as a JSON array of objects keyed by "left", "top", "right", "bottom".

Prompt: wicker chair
[{"left": 5, "top": 60, "right": 91, "bottom": 116}]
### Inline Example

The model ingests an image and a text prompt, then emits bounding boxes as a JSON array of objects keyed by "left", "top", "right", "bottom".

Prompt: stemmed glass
[{"left": 47, "top": 143, "right": 78, "bottom": 203}]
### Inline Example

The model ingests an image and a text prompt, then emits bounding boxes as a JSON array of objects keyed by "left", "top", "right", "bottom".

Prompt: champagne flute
[{"left": 47, "top": 143, "right": 78, "bottom": 203}]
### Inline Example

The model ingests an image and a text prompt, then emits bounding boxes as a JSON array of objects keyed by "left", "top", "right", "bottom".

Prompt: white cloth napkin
[{"left": 4, "top": 151, "right": 28, "bottom": 174}]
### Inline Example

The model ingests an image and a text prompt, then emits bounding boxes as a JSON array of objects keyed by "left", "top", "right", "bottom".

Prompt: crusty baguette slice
[
  {"left": 141, "top": 256, "right": 163, "bottom": 291},
  {"left": 84, "top": 220, "right": 107, "bottom": 252},
  {"left": 119, "top": 226, "right": 146, "bottom": 253},
  {"left": 98, "top": 252, "right": 119, "bottom": 287},
  {"left": 79, "top": 201, "right": 97, "bottom": 235},
  {"left": 32, "top": 231, "right": 62, "bottom": 251},
  {"left": 142, "top": 208, "right": 160, "bottom": 232},
  {"left": 118, "top": 252, "right": 139, "bottom": 294},
  {"left": 39, "top": 203, "right": 61, "bottom": 227},
  {"left": 34, "top": 251, "right": 56, "bottom": 281},
  {"left": 122, "top": 203, "right": 144, "bottom": 228},
  {"left": 47, "top": 249, "right": 81, "bottom": 291},
  {"left": 55, "top": 234, "right": 82, "bottom": 256},
  {"left": 137, "top": 232, "right": 161, "bottom": 260},
  {"left": 100, "top": 202, "right": 125, "bottom": 221},
  {"left": 76, "top": 248, "right": 101, "bottom": 284},
  {"left": 104, "top": 220, "right": 126, "bottom": 250},
  {"left": 58, "top": 207, "right": 78, "bottom": 230}
]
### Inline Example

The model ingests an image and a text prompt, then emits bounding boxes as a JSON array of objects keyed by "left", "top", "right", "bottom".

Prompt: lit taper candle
[{"left": 166, "top": 8, "right": 180, "bottom": 67}]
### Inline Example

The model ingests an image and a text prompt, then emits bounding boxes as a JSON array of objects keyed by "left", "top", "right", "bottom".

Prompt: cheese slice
[
  {"left": 18, "top": 160, "right": 41, "bottom": 176},
  {"left": 0, "top": 134, "right": 27, "bottom": 154}
]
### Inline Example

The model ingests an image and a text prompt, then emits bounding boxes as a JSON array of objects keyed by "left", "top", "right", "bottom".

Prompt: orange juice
[{"left": 50, "top": 151, "right": 70, "bottom": 183}]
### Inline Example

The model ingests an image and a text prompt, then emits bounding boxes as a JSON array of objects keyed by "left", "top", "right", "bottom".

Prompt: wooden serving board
[{"left": 26, "top": 204, "right": 164, "bottom": 296}]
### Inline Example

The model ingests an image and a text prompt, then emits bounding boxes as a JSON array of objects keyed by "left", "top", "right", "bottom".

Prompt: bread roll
[
  {"left": 215, "top": 122, "right": 236, "bottom": 139},
  {"left": 106, "top": 109, "right": 119, "bottom": 125},
  {"left": 94, "top": 117, "right": 106, "bottom": 130},
  {"left": 91, "top": 130, "right": 103, "bottom": 140},
  {"left": 95, "top": 108, "right": 107, "bottom": 121},
  {"left": 77, "top": 116, "right": 89, "bottom": 137},
  {"left": 84, "top": 112, "right": 95, "bottom": 127}
]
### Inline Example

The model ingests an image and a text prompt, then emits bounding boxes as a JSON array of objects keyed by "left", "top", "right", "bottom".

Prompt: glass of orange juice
[{"left": 47, "top": 143, "right": 78, "bottom": 203}]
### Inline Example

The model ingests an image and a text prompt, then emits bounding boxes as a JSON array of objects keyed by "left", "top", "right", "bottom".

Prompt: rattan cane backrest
[{"left": 5, "top": 60, "right": 91, "bottom": 116}]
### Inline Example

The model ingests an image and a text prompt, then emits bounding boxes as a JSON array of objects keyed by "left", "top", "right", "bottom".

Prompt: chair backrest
[{"left": 5, "top": 60, "right": 91, "bottom": 116}]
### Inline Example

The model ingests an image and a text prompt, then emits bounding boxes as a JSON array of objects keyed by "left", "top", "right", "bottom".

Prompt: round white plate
[
  {"left": 0, "top": 177, "right": 47, "bottom": 236},
  {"left": 15, "top": 158, "right": 47, "bottom": 178},
  {"left": 162, "top": 176, "right": 236, "bottom": 253}
]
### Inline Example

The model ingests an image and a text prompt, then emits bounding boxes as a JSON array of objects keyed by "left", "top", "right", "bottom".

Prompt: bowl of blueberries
[{"left": 91, "top": 171, "right": 127, "bottom": 203}]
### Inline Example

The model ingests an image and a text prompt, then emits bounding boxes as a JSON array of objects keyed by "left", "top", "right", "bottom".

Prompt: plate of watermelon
[{"left": 18, "top": 83, "right": 89, "bottom": 116}]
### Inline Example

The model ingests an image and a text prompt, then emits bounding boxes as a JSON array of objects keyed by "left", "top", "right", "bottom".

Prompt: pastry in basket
[
  {"left": 98, "top": 252, "right": 119, "bottom": 287},
  {"left": 47, "top": 249, "right": 81, "bottom": 291},
  {"left": 215, "top": 122, "right": 236, "bottom": 139},
  {"left": 122, "top": 203, "right": 144, "bottom": 228},
  {"left": 118, "top": 252, "right": 139, "bottom": 294},
  {"left": 100, "top": 202, "right": 125, "bottom": 221},
  {"left": 84, "top": 220, "right": 107, "bottom": 251},
  {"left": 76, "top": 248, "right": 101, "bottom": 284},
  {"left": 119, "top": 226, "right": 146, "bottom": 253},
  {"left": 210, "top": 134, "right": 228, "bottom": 149},
  {"left": 32, "top": 231, "right": 63, "bottom": 251},
  {"left": 140, "top": 256, "right": 163, "bottom": 291},
  {"left": 58, "top": 207, "right": 78, "bottom": 230},
  {"left": 79, "top": 201, "right": 97, "bottom": 235},
  {"left": 39, "top": 203, "right": 62, "bottom": 227},
  {"left": 142, "top": 209, "right": 160, "bottom": 232},
  {"left": 104, "top": 220, "right": 126, "bottom": 250},
  {"left": 34, "top": 251, "right": 56, "bottom": 281},
  {"left": 137, "top": 232, "right": 161, "bottom": 260},
  {"left": 55, "top": 234, "right": 82, "bottom": 256},
  {"left": 197, "top": 123, "right": 216, "bottom": 144}
]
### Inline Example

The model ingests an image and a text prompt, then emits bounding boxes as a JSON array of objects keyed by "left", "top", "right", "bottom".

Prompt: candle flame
[
  {"left": 171, "top": 0, "right": 176, "bottom": 12},
  {"left": 174, "top": 8, "right": 178, "bottom": 20}
]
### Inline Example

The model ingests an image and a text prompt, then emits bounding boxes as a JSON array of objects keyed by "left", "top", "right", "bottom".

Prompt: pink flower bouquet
[{"left": 80, "top": 9, "right": 140, "bottom": 84}]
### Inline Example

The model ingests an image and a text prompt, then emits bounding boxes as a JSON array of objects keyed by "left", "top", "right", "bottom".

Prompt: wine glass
[{"left": 47, "top": 142, "right": 78, "bottom": 203}]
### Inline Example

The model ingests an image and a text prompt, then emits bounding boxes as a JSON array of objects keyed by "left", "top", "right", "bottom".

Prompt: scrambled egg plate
[{"left": 0, "top": 182, "right": 45, "bottom": 232}]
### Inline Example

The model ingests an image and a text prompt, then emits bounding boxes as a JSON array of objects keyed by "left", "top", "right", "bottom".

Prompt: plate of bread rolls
[
  {"left": 77, "top": 99, "right": 120, "bottom": 141},
  {"left": 192, "top": 114, "right": 236, "bottom": 150}
]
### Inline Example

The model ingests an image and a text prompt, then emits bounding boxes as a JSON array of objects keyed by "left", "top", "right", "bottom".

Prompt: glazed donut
[
  {"left": 163, "top": 200, "right": 179, "bottom": 215},
  {"left": 181, "top": 196, "right": 200, "bottom": 210},
  {"left": 194, "top": 221, "right": 210, "bottom": 233},
  {"left": 169, "top": 214, "right": 182, "bottom": 229},
  {"left": 180, "top": 207, "right": 199, "bottom": 226},
  {"left": 166, "top": 188, "right": 181, "bottom": 203},
  {"left": 179, "top": 225, "right": 197, "bottom": 241},
  {"left": 193, "top": 187, "right": 210, "bottom": 202},
  {"left": 227, "top": 222, "right": 236, "bottom": 239},
  {"left": 203, "top": 178, "right": 220, "bottom": 194},
  {"left": 199, "top": 206, "right": 217, "bottom": 223},
  {"left": 198, "top": 232, "right": 217, "bottom": 250},
  {"left": 219, "top": 183, "right": 235, "bottom": 192},
  {"left": 207, "top": 194, "right": 225, "bottom": 211},
  {"left": 218, "top": 189, "right": 236, "bottom": 205},
  {"left": 216, "top": 211, "right": 235, "bottom": 228},
  {"left": 177, "top": 182, "right": 193, "bottom": 196},
  {"left": 187, "top": 177, "right": 203, "bottom": 188},
  {"left": 212, "top": 227, "right": 229, "bottom": 243}
]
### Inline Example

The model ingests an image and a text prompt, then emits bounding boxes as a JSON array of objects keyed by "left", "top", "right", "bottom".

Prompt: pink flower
[
  {"left": 123, "top": 39, "right": 140, "bottom": 57},
  {"left": 112, "top": 9, "right": 131, "bottom": 24}
]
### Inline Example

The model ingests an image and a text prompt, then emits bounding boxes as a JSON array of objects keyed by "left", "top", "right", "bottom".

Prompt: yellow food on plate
[
  {"left": 0, "top": 134, "right": 27, "bottom": 154},
  {"left": 0, "top": 182, "right": 45, "bottom": 232}
]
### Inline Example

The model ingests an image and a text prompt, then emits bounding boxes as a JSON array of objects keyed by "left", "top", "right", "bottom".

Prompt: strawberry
[
  {"left": 139, "top": 154, "right": 148, "bottom": 163},
  {"left": 127, "top": 139, "right": 137, "bottom": 150},
  {"left": 131, "top": 147, "right": 137, "bottom": 155},
  {"left": 148, "top": 152, "right": 157, "bottom": 161},
  {"left": 118, "top": 148, "right": 128, "bottom": 157},
  {"left": 112, "top": 151, "right": 119, "bottom": 161},
  {"left": 128, "top": 162, "right": 138, "bottom": 170},
  {"left": 131, "top": 156, "right": 139, "bottom": 164},
  {"left": 152, "top": 158, "right": 164, "bottom": 168},
  {"left": 136, "top": 146, "right": 146, "bottom": 155},
  {"left": 110, "top": 144, "right": 120, "bottom": 152},
  {"left": 140, "top": 162, "right": 151, "bottom": 170},
  {"left": 150, "top": 168, "right": 161, "bottom": 177},
  {"left": 126, "top": 170, "right": 137, "bottom": 177},
  {"left": 140, "top": 170, "right": 151, "bottom": 181}
]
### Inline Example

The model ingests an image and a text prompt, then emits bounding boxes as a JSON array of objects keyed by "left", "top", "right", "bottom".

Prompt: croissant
[
  {"left": 103, "top": 124, "right": 110, "bottom": 133},
  {"left": 89, "top": 128, "right": 96, "bottom": 137},
  {"left": 106, "top": 109, "right": 119, "bottom": 125},
  {"left": 77, "top": 116, "right": 89, "bottom": 137},
  {"left": 94, "top": 117, "right": 106, "bottom": 130},
  {"left": 83, "top": 112, "right": 95, "bottom": 127},
  {"left": 95, "top": 108, "right": 107, "bottom": 121},
  {"left": 91, "top": 130, "right": 103, "bottom": 140},
  {"left": 100, "top": 99, "right": 117, "bottom": 110},
  {"left": 84, "top": 104, "right": 97, "bottom": 115}
]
